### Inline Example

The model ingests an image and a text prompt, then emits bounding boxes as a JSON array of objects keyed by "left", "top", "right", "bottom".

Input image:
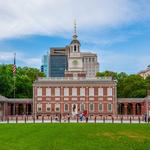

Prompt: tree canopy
[
  {"left": 96, "top": 71, "right": 150, "bottom": 98},
  {"left": 0, "top": 64, "right": 45, "bottom": 98}
]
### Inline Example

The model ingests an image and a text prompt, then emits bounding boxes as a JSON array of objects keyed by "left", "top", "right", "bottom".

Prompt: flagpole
[{"left": 13, "top": 53, "right": 16, "bottom": 115}]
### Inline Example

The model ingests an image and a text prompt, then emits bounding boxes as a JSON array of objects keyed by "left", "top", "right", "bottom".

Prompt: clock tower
[{"left": 65, "top": 21, "right": 86, "bottom": 78}]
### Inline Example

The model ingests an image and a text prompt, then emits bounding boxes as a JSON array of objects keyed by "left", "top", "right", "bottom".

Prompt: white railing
[{"left": 37, "top": 76, "right": 113, "bottom": 81}]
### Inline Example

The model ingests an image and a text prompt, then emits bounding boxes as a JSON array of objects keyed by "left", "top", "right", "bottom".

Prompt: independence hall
[{"left": 0, "top": 25, "right": 150, "bottom": 119}]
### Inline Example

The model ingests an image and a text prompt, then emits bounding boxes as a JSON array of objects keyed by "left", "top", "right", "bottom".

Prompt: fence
[{"left": 0, "top": 115, "right": 149, "bottom": 124}]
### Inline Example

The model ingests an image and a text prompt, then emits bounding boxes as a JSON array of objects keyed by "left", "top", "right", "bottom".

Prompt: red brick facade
[{"left": 33, "top": 77, "right": 117, "bottom": 117}]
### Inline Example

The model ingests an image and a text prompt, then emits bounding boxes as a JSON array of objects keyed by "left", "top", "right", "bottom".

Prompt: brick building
[{"left": 33, "top": 77, "right": 117, "bottom": 117}]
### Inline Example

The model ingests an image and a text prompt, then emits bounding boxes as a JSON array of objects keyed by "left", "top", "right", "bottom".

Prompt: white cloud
[
  {"left": 0, "top": 51, "right": 41, "bottom": 68},
  {"left": 0, "top": 0, "right": 149, "bottom": 40}
]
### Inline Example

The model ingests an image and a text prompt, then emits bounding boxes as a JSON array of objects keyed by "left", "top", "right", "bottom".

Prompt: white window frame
[
  {"left": 80, "top": 103, "right": 85, "bottom": 111},
  {"left": 72, "top": 88, "right": 77, "bottom": 96},
  {"left": 98, "top": 103, "right": 103, "bottom": 112},
  {"left": 55, "top": 103, "right": 60, "bottom": 112},
  {"left": 46, "top": 103, "right": 51, "bottom": 112},
  {"left": 64, "top": 88, "right": 69, "bottom": 96},
  {"left": 80, "top": 88, "right": 85, "bottom": 96},
  {"left": 64, "top": 104, "right": 69, "bottom": 112},
  {"left": 55, "top": 88, "right": 60, "bottom": 96},
  {"left": 89, "top": 103, "right": 94, "bottom": 112},
  {"left": 107, "top": 103, "right": 112, "bottom": 112},
  {"left": 46, "top": 88, "right": 51, "bottom": 96},
  {"left": 98, "top": 88, "right": 103, "bottom": 96},
  {"left": 89, "top": 88, "right": 94, "bottom": 96},
  {"left": 37, "top": 88, "right": 42, "bottom": 96},
  {"left": 37, "top": 103, "right": 42, "bottom": 112},
  {"left": 107, "top": 88, "right": 113, "bottom": 96}
]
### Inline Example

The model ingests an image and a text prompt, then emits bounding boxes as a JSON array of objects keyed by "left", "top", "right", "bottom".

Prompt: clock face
[{"left": 72, "top": 60, "right": 78, "bottom": 66}]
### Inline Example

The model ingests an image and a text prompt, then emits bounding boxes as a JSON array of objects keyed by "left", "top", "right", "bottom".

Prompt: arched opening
[
  {"left": 18, "top": 104, "right": 24, "bottom": 115},
  {"left": 136, "top": 103, "right": 141, "bottom": 115},
  {"left": 127, "top": 103, "right": 133, "bottom": 115},
  {"left": 27, "top": 104, "right": 32, "bottom": 115},
  {"left": 118, "top": 103, "right": 125, "bottom": 115}
]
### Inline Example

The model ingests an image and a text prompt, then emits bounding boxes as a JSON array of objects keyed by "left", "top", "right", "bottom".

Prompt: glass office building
[{"left": 49, "top": 55, "right": 68, "bottom": 77}]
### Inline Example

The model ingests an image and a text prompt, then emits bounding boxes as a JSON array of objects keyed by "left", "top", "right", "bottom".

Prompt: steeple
[
  {"left": 70, "top": 20, "right": 80, "bottom": 47},
  {"left": 73, "top": 20, "right": 77, "bottom": 39}
]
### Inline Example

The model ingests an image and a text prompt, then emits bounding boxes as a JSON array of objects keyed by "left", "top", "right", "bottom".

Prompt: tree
[
  {"left": 96, "top": 71, "right": 148, "bottom": 98},
  {"left": 0, "top": 64, "right": 45, "bottom": 98}
]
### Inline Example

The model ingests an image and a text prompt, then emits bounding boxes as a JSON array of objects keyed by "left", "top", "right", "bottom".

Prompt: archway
[
  {"left": 118, "top": 103, "right": 125, "bottom": 115},
  {"left": 18, "top": 104, "right": 24, "bottom": 115},
  {"left": 127, "top": 103, "right": 133, "bottom": 115},
  {"left": 136, "top": 103, "right": 141, "bottom": 115}
]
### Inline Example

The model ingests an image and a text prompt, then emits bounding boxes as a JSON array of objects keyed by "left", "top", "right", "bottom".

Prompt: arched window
[{"left": 74, "top": 45, "right": 76, "bottom": 52}]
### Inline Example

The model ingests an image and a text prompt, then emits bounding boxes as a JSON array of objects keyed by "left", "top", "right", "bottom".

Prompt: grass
[{"left": 0, "top": 123, "right": 150, "bottom": 150}]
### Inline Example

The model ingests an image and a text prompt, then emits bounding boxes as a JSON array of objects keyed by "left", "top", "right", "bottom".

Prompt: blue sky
[{"left": 0, "top": 0, "right": 150, "bottom": 74}]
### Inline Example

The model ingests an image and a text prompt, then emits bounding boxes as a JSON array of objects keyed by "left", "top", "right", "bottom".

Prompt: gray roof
[
  {"left": 70, "top": 39, "right": 81, "bottom": 45},
  {"left": 0, "top": 95, "right": 32, "bottom": 103},
  {"left": 0, "top": 95, "right": 8, "bottom": 102}
]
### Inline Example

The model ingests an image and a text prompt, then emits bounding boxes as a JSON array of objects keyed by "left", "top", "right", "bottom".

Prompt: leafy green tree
[
  {"left": 0, "top": 64, "right": 45, "bottom": 98},
  {"left": 96, "top": 71, "right": 148, "bottom": 98}
]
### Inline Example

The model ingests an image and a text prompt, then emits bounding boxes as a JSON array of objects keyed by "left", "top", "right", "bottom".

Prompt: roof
[
  {"left": 118, "top": 98, "right": 147, "bottom": 103},
  {"left": 0, "top": 95, "right": 8, "bottom": 102},
  {"left": 70, "top": 39, "right": 81, "bottom": 45},
  {"left": 0, "top": 95, "right": 32, "bottom": 103},
  {"left": 81, "top": 52, "right": 97, "bottom": 57}
]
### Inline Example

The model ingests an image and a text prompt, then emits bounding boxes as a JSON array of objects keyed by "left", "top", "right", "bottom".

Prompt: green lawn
[{"left": 0, "top": 123, "right": 150, "bottom": 150}]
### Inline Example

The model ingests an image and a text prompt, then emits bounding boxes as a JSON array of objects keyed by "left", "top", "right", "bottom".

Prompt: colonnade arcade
[{"left": 117, "top": 102, "right": 144, "bottom": 115}]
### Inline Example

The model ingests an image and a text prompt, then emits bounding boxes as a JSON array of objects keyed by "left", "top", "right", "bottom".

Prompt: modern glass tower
[{"left": 49, "top": 48, "right": 68, "bottom": 77}]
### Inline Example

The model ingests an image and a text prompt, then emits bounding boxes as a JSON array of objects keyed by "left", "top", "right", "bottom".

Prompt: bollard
[
  {"left": 25, "top": 116, "right": 26, "bottom": 124},
  {"left": 51, "top": 116, "right": 53, "bottom": 123},
  {"left": 103, "top": 117, "right": 105, "bottom": 123},
  {"left": 7, "top": 117, "right": 9, "bottom": 124},
  {"left": 94, "top": 116, "right": 97, "bottom": 123},
  {"left": 138, "top": 117, "right": 140, "bottom": 124},
  {"left": 33, "top": 116, "right": 35, "bottom": 123},
  {"left": 42, "top": 116, "right": 44, "bottom": 123},
  {"left": 130, "top": 117, "right": 132, "bottom": 124},
  {"left": 112, "top": 117, "right": 114, "bottom": 123},
  {"left": 121, "top": 117, "right": 123, "bottom": 124},
  {"left": 59, "top": 114, "right": 61, "bottom": 123},
  {"left": 68, "top": 116, "right": 70, "bottom": 123},
  {"left": 16, "top": 116, "right": 18, "bottom": 123},
  {"left": 77, "top": 116, "right": 79, "bottom": 123}
]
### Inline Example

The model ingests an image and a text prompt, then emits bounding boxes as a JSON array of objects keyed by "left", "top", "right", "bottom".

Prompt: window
[
  {"left": 89, "top": 88, "right": 94, "bottom": 96},
  {"left": 72, "top": 88, "right": 77, "bottom": 96},
  {"left": 80, "top": 103, "right": 85, "bottom": 111},
  {"left": 46, "top": 104, "right": 51, "bottom": 112},
  {"left": 80, "top": 88, "right": 85, "bottom": 96},
  {"left": 55, "top": 104, "right": 60, "bottom": 112},
  {"left": 107, "top": 88, "right": 112, "bottom": 96},
  {"left": 98, "top": 88, "right": 103, "bottom": 96},
  {"left": 98, "top": 103, "right": 103, "bottom": 112},
  {"left": 37, "top": 104, "right": 42, "bottom": 112},
  {"left": 64, "top": 88, "right": 69, "bottom": 96},
  {"left": 46, "top": 88, "right": 51, "bottom": 96},
  {"left": 108, "top": 104, "right": 112, "bottom": 112},
  {"left": 74, "top": 45, "right": 76, "bottom": 52},
  {"left": 37, "top": 88, "right": 42, "bottom": 96},
  {"left": 55, "top": 88, "right": 60, "bottom": 96},
  {"left": 89, "top": 103, "right": 94, "bottom": 112},
  {"left": 64, "top": 104, "right": 69, "bottom": 112}
]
